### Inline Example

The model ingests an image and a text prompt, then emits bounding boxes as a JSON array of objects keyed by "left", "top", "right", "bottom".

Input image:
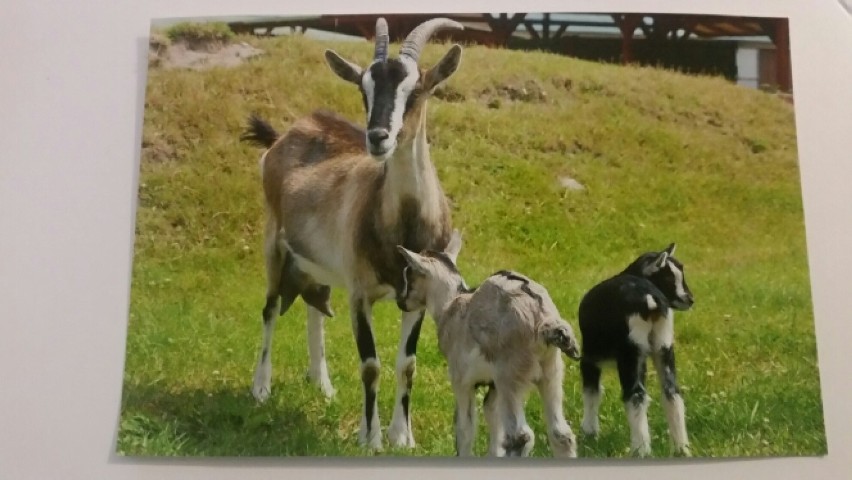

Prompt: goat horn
[
  {"left": 399, "top": 17, "right": 464, "bottom": 63},
  {"left": 374, "top": 17, "right": 389, "bottom": 61}
]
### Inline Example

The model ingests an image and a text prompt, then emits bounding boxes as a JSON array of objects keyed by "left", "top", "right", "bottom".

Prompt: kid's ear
[
  {"left": 397, "top": 245, "right": 429, "bottom": 274},
  {"left": 655, "top": 251, "right": 670, "bottom": 269},
  {"left": 642, "top": 250, "right": 668, "bottom": 276},
  {"left": 445, "top": 229, "right": 463, "bottom": 263},
  {"left": 656, "top": 243, "right": 677, "bottom": 268}
]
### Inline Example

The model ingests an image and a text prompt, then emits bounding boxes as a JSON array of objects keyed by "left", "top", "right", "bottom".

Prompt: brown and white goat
[{"left": 241, "top": 17, "right": 464, "bottom": 450}]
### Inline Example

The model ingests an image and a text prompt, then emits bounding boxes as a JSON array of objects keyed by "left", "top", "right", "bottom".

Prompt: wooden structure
[
  {"left": 608, "top": 14, "right": 791, "bottom": 92},
  {"left": 228, "top": 13, "right": 792, "bottom": 92}
]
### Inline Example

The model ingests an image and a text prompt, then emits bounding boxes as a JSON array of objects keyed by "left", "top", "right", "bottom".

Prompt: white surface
[
  {"left": 736, "top": 47, "right": 759, "bottom": 88},
  {"left": 1, "top": 0, "right": 851, "bottom": 479}
]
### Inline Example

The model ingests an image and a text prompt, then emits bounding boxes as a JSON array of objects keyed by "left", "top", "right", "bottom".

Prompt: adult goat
[{"left": 242, "top": 17, "right": 464, "bottom": 450}]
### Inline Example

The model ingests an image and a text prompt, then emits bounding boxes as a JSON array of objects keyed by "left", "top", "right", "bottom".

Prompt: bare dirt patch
[
  {"left": 480, "top": 79, "right": 549, "bottom": 109},
  {"left": 433, "top": 84, "right": 466, "bottom": 103}
]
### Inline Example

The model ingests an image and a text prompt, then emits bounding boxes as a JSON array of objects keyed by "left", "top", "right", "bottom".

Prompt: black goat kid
[{"left": 578, "top": 243, "right": 694, "bottom": 457}]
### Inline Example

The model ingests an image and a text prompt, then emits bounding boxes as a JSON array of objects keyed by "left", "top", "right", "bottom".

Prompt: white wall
[{"left": 736, "top": 46, "right": 760, "bottom": 88}]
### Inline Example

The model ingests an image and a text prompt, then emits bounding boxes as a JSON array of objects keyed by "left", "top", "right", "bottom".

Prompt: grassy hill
[{"left": 119, "top": 31, "right": 825, "bottom": 458}]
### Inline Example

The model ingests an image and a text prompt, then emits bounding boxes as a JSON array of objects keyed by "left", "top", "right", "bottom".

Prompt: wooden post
[
  {"left": 614, "top": 14, "right": 643, "bottom": 64},
  {"left": 543, "top": 13, "right": 551, "bottom": 42},
  {"left": 486, "top": 13, "right": 526, "bottom": 47},
  {"left": 775, "top": 18, "right": 792, "bottom": 92}
]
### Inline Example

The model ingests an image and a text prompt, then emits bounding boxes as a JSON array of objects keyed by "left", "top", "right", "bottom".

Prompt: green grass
[
  {"left": 165, "top": 21, "right": 234, "bottom": 45},
  {"left": 119, "top": 31, "right": 826, "bottom": 458}
]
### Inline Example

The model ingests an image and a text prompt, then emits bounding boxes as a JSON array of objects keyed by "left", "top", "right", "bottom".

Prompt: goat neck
[
  {"left": 381, "top": 104, "right": 443, "bottom": 227},
  {"left": 426, "top": 278, "right": 470, "bottom": 329}
]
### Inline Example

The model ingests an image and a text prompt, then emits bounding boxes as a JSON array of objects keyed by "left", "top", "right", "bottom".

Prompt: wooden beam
[
  {"left": 552, "top": 23, "right": 568, "bottom": 42},
  {"left": 485, "top": 13, "right": 526, "bottom": 46},
  {"left": 613, "top": 14, "right": 643, "bottom": 64},
  {"left": 774, "top": 18, "right": 792, "bottom": 92},
  {"left": 543, "top": 13, "right": 551, "bottom": 41},
  {"left": 523, "top": 21, "right": 541, "bottom": 41}
]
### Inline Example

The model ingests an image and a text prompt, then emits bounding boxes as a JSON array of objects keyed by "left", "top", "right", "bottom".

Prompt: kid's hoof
[
  {"left": 387, "top": 423, "right": 416, "bottom": 449},
  {"left": 504, "top": 430, "right": 533, "bottom": 457},
  {"left": 251, "top": 384, "right": 271, "bottom": 403},
  {"left": 305, "top": 370, "right": 336, "bottom": 399},
  {"left": 674, "top": 445, "right": 692, "bottom": 457},
  {"left": 631, "top": 444, "right": 652, "bottom": 458},
  {"left": 581, "top": 417, "right": 599, "bottom": 437},
  {"left": 359, "top": 430, "right": 384, "bottom": 451}
]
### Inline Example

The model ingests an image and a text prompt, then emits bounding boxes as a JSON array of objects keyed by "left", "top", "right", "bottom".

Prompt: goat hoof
[
  {"left": 551, "top": 429, "right": 577, "bottom": 458},
  {"left": 631, "top": 444, "right": 652, "bottom": 458},
  {"left": 387, "top": 424, "right": 415, "bottom": 449},
  {"left": 581, "top": 419, "right": 599, "bottom": 437},
  {"left": 359, "top": 430, "right": 384, "bottom": 451},
  {"left": 504, "top": 430, "right": 534, "bottom": 457},
  {"left": 319, "top": 383, "right": 336, "bottom": 399},
  {"left": 359, "top": 417, "right": 384, "bottom": 451},
  {"left": 674, "top": 445, "right": 692, "bottom": 457},
  {"left": 305, "top": 370, "right": 336, "bottom": 399},
  {"left": 313, "top": 380, "right": 335, "bottom": 399},
  {"left": 387, "top": 430, "right": 415, "bottom": 449},
  {"left": 253, "top": 363, "right": 272, "bottom": 402},
  {"left": 251, "top": 384, "right": 271, "bottom": 403}
]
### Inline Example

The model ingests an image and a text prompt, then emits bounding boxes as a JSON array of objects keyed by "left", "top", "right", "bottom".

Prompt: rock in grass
[{"left": 559, "top": 176, "right": 585, "bottom": 191}]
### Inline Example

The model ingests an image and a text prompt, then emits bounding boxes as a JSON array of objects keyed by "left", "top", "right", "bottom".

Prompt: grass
[
  {"left": 165, "top": 21, "right": 234, "bottom": 45},
  {"left": 119, "top": 29, "right": 826, "bottom": 458}
]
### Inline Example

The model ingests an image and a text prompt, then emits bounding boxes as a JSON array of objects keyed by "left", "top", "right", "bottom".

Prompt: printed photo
[{"left": 119, "top": 12, "right": 825, "bottom": 458}]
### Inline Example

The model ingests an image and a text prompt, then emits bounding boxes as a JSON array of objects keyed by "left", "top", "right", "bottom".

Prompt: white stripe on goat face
[
  {"left": 362, "top": 68, "right": 377, "bottom": 119},
  {"left": 668, "top": 261, "right": 688, "bottom": 301},
  {"left": 390, "top": 57, "right": 420, "bottom": 140}
]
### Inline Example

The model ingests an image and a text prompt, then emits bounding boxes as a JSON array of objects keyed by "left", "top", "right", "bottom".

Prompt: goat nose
[
  {"left": 396, "top": 299, "right": 410, "bottom": 312},
  {"left": 368, "top": 129, "right": 389, "bottom": 146}
]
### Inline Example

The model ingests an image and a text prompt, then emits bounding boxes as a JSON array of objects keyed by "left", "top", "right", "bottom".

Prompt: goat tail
[
  {"left": 542, "top": 322, "right": 581, "bottom": 361},
  {"left": 241, "top": 113, "right": 280, "bottom": 148}
]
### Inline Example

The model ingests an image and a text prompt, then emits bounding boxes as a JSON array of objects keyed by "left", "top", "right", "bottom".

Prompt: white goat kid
[
  {"left": 242, "top": 17, "right": 465, "bottom": 450},
  {"left": 396, "top": 233, "right": 581, "bottom": 457}
]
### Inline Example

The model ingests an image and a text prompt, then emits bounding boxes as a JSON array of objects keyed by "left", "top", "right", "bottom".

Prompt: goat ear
[
  {"left": 655, "top": 251, "right": 670, "bottom": 269},
  {"left": 325, "top": 50, "right": 363, "bottom": 85},
  {"left": 422, "top": 44, "right": 462, "bottom": 92},
  {"left": 397, "top": 245, "right": 429, "bottom": 274},
  {"left": 642, "top": 252, "right": 667, "bottom": 275},
  {"left": 656, "top": 243, "right": 677, "bottom": 267},
  {"left": 445, "top": 229, "right": 463, "bottom": 264}
]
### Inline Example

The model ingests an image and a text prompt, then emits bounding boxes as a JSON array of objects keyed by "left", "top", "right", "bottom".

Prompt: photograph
[{"left": 118, "top": 11, "right": 826, "bottom": 458}]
